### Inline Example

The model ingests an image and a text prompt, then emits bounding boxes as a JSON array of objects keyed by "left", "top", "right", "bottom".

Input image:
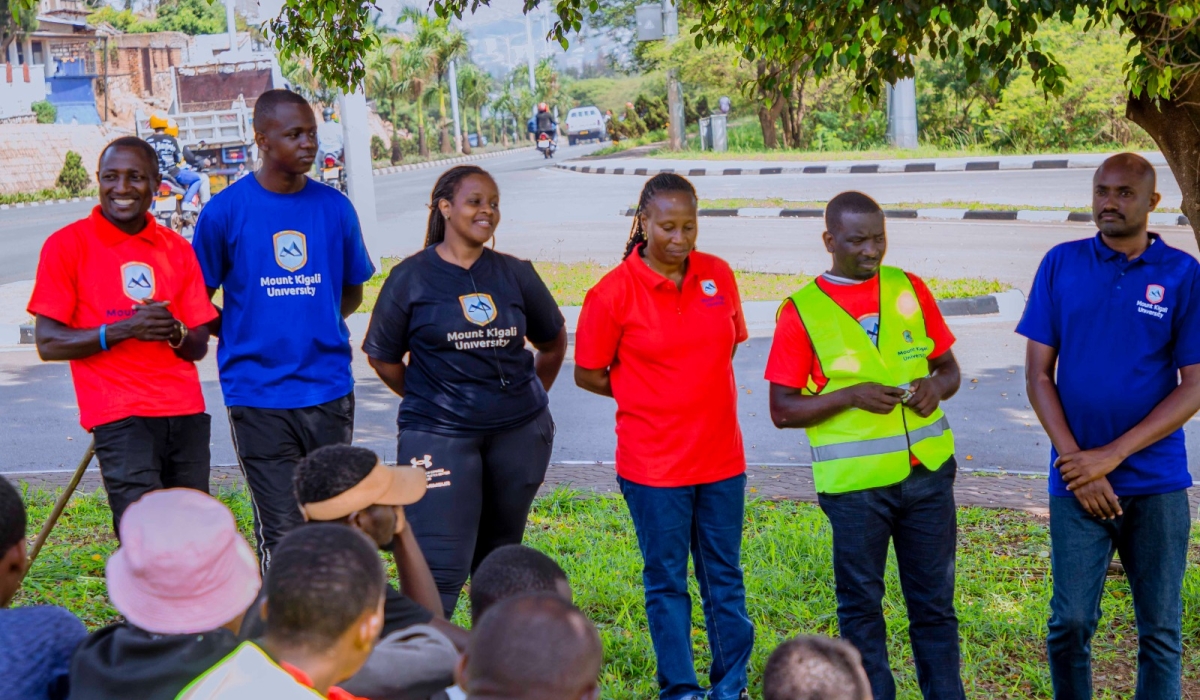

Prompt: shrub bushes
[
  {"left": 56, "top": 151, "right": 90, "bottom": 195},
  {"left": 32, "top": 101, "right": 56, "bottom": 124}
]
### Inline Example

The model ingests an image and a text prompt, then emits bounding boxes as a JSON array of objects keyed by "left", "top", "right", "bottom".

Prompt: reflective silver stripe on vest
[{"left": 810, "top": 416, "right": 951, "bottom": 463}]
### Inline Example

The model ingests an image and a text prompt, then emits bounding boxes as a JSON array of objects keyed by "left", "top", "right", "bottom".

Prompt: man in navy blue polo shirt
[
  {"left": 192, "top": 89, "right": 376, "bottom": 571},
  {"left": 1018, "top": 152, "right": 1200, "bottom": 698}
]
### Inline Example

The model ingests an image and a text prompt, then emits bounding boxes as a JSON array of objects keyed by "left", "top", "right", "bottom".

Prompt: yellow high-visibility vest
[{"left": 789, "top": 266, "right": 955, "bottom": 493}]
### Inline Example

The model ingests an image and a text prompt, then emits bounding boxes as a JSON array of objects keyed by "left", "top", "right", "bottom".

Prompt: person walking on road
[
  {"left": 28, "top": 137, "right": 217, "bottom": 534},
  {"left": 191, "top": 89, "right": 376, "bottom": 571},
  {"left": 766, "top": 191, "right": 965, "bottom": 700},
  {"left": 574, "top": 173, "right": 754, "bottom": 700},
  {"left": 363, "top": 165, "right": 567, "bottom": 616},
  {"left": 1018, "top": 153, "right": 1200, "bottom": 699}
]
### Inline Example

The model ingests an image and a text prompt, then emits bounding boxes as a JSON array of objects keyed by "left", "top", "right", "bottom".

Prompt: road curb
[
  {"left": 0, "top": 196, "right": 95, "bottom": 212},
  {"left": 620, "top": 207, "right": 1192, "bottom": 228},
  {"left": 555, "top": 155, "right": 1149, "bottom": 177},
  {"left": 371, "top": 145, "right": 528, "bottom": 176}
]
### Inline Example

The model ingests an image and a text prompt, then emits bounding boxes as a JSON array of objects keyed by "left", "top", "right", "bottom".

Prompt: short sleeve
[
  {"left": 727, "top": 268, "right": 748, "bottom": 344},
  {"left": 341, "top": 199, "right": 376, "bottom": 286},
  {"left": 907, "top": 273, "right": 956, "bottom": 358},
  {"left": 574, "top": 285, "right": 622, "bottom": 370},
  {"left": 764, "top": 301, "right": 817, "bottom": 390},
  {"left": 362, "top": 267, "right": 411, "bottom": 364},
  {"left": 1015, "top": 252, "right": 1059, "bottom": 348},
  {"left": 27, "top": 230, "right": 80, "bottom": 325},
  {"left": 191, "top": 200, "right": 229, "bottom": 290},
  {"left": 1172, "top": 263, "right": 1200, "bottom": 368},
  {"left": 515, "top": 260, "right": 564, "bottom": 344},
  {"left": 172, "top": 242, "right": 219, "bottom": 329}
]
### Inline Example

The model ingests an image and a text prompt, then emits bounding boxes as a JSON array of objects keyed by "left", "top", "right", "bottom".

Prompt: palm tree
[
  {"left": 456, "top": 62, "right": 493, "bottom": 147},
  {"left": 280, "top": 56, "right": 337, "bottom": 107},
  {"left": 399, "top": 7, "right": 468, "bottom": 153}
]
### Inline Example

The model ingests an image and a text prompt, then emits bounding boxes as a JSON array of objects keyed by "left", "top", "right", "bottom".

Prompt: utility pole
[
  {"left": 523, "top": 11, "right": 538, "bottom": 118},
  {"left": 661, "top": 0, "right": 683, "bottom": 150},
  {"left": 338, "top": 89, "right": 383, "bottom": 264},
  {"left": 887, "top": 77, "right": 918, "bottom": 149},
  {"left": 449, "top": 58, "right": 463, "bottom": 153},
  {"left": 224, "top": 0, "right": 237, "bottom": 53}
]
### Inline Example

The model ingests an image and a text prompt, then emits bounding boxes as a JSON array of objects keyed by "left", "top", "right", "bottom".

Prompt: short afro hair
[
  {"left": 99, "top": 136, "right": 160, "bottom": 176},
  {"left": 763, "top": 635, "right": 870, "bottom": 700},
  {"left": 465, "top": 593, "right": 602, "bottom": 699},
  {"left": 0, "top": 477, "right": 25, "bottom": 554},
  {"left": 294, "top": 445, "right": 380, "bottom": 507},
  {"left": 824, "top": 191, "right": 882, "bottom": 234},
  {"left": 263, "top": 524, "right": 385, "bottom": 649},
  {"left": 470, "top": 545, "right": 569, "bottom": 623},
  {"left": 253, "top": 88, "right": 312, "bottom": 130}
]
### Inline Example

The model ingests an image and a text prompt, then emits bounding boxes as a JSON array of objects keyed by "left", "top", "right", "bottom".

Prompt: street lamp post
[
  {"left": 662, "top": 0, "right": 683, "bottom": 150},
  {"left": 449, "top": 58, "right": 463, "bottom": 153}
]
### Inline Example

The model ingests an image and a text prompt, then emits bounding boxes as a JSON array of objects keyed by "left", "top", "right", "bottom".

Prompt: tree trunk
[
  {"left": 440, "top": 127, "right": 452, "bottom": 154},
  {"left": 756, "top": 61, "right": 785, "bottom": 149},
  {"left": 1126, "top": 88, "right": 1200, "bottom": 244},
  {"left": 390, "top": 127, "right": 402, "bottom": 165}
]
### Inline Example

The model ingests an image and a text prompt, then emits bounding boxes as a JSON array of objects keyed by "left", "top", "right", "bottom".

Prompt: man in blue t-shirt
[
  {"left": 192, "top": 90, "right": 376, "bottom": 571},
  {"left": 1017, "top": 152, "right": 1200, "bottom": 698}
]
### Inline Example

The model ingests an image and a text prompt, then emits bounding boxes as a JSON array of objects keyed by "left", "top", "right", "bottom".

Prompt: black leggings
[{"left": 399, "top": 407, "right": 554, "bottom": 616}]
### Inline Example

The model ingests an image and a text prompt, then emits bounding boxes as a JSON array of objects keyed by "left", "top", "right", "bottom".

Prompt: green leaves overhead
[{"left": 266, "top": 0, "right": 382, "bottom": 93}]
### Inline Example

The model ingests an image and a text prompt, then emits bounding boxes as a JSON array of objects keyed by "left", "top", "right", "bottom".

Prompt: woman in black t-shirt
[{"left": 363, "top": 165, "right": 567, "bottom": 615}]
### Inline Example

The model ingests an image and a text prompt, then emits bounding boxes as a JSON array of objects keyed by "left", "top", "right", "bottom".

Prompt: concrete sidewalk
[{"left": 13, "top": 463, "right": 1197, "bottom": 519}]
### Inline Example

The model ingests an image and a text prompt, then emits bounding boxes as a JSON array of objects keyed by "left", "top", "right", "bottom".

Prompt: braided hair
[
  {"left": 624, "top": 173, "right": 698, "bottom": 258},
  {"left": 425, "top": 164, "right": 495, "bottom": 248}
]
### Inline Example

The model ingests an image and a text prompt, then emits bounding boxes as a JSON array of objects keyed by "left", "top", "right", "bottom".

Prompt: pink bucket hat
[{"left": 106, "top": 489, "right": 260, "bottom": 635}]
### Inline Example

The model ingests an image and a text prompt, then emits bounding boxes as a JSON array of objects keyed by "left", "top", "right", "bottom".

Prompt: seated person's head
[
  {"left": 294, "top": 445, "right": 426, "bottom": 548},
  {"left": 763, "top": 635, "right": 872, "bottom": 700},
  {"left": 0, "top": 476, "right": 27, "bottom": 607},
  {"left": 261, "top": 524, "right": 386, "bottom": 686},
  {"left": 458, "top": 593, "right": 601, "bottom": 700},
  {"left": 105, "top": 489, "right": 260, "bottom": 634},
  {"left": 469, "top": 544, "right": 571, "bottom": 624}
]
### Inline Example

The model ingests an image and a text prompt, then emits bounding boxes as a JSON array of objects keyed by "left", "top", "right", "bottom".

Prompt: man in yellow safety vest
[{"left": 765, "top": 191, "right": 965, "bottom": 700}]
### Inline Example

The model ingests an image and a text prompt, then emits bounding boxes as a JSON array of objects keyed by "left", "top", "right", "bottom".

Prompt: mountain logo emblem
[
  {"left": 459, "top": 293, "right": 497, "bottom": 327},
  {"left": 273, "top": 231, "right": 308, "bottom": 272},
  {"left": 120, "top": 262, "right": 155, "bottom": 302}
]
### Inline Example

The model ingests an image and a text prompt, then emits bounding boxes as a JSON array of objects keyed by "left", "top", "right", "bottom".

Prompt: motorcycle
[
  {"left": 320, "top": 151, "right": 347, "bottom": 192},
  {"left": 536, "top": 133, "right": 556, "bottom": 159},
  {"left": 152, "top": 175, "right": 200, "bottom": 238}
]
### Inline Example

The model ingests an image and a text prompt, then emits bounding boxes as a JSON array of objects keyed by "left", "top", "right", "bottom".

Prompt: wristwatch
[{"left": 168, "top": 320, "right": 188, "bottom": 348}]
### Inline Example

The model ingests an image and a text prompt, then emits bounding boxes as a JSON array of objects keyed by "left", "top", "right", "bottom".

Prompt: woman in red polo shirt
[{"left": 574, "top": 173, "right": 754, "bottom": 700}]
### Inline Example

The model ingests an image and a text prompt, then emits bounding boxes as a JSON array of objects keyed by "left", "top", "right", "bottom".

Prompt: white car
[{"left": 565, "top": 106, "right": 607, "bottom": 145}]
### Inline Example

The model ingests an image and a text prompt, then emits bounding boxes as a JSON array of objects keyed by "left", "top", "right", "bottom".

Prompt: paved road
[
  {"left": 3, "top": 145, "right": 1195, "bottom": 288},
  {"left": 5, "top": 317, "right": 1200, "bottom": 483}
]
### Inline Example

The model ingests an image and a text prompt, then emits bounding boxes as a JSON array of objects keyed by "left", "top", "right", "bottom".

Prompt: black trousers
[
  {"left": 400, "top": 407, "right": 554, "bottom": 616},
  {"left": 227, "top": 393, "right": 354, "bottom": 572},
  {"left": 92, "top": 413, "right": 212, "bottom": 536}
]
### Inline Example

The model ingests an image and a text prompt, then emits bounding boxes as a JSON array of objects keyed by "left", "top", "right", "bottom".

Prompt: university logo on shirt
[
  {"left": 121, "top": 262, "right": 155, "bottom": 302},
  {"left": 459, "top": 293, "right": 497, "bottom": 326},
  {"left": 701, "top": 279, "right": 718, "bottom": 296},
  {"left": 1146, "top": 284, "right": 1165, "bottom": 304},
  {"left": 273, "top": 231, "right": 308, "bottom": 272}
]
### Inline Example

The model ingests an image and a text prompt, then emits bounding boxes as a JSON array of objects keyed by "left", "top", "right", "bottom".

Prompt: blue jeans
[
  {"left": 174, "top": 168, "right": 202, "bottom": 203},
  {"left": 620, "top": 474, "right": 754, "bottom": 700},
  {"left": 817, "top": 459, "right": 965, "bottom": 700},
  {"left": 1048, "top": 489, "right": 1190, "bottom": 699}
]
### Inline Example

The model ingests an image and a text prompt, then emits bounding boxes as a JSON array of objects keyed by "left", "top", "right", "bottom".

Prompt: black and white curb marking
[
  {"left": 620, "top": 207, "right": 1192, "bottom": 227},
  {"left": 371, "top": 145, "right": 527, "bottom": 176},
  {"left": 0, "top": 196, "right": 97, "bottom": 212},
  {"left": 558, "top": 157, "right": 1119, "bottom": 177}
]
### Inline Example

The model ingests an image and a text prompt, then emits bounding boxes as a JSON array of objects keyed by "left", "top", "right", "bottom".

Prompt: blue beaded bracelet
[{"left": 99, "top": 324, "right": 108, "bottom": 351}]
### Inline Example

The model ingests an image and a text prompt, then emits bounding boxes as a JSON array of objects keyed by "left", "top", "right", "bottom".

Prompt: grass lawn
[
  {"left": 360, "top": 259, "right": 1009, "bottom": 313},
  {"left": 697, "top": 198, "right": 1184, "bottom": 215},
  {"left": 14, "top": 486, "right": 1200, "bottom": 698}
]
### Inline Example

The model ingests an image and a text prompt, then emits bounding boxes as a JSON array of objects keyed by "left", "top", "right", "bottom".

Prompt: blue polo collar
[{"left": 1092, "top": 232, "right": 1166, "bottom": 264}]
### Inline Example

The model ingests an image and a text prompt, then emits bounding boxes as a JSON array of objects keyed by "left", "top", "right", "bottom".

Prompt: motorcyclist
[
  {"left": 144, "top": 113, "right": 202, "bottom": 206},
  {"left": 317, "top": 106, "right": 344, "bottom": 168},
  {"left": 172, "top": 123, "right": 211, "bottom": 204},
  {"left": 534, "top": 103, "right": 557, "bottom": 145}
]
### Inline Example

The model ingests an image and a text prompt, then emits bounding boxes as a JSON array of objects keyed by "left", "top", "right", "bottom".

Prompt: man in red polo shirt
[
  {"left": 28, "top": 136, "right": 218, "bottom": 534},
  {"left": 574, "top": 173, "right": 754, "bottom": 700}
]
